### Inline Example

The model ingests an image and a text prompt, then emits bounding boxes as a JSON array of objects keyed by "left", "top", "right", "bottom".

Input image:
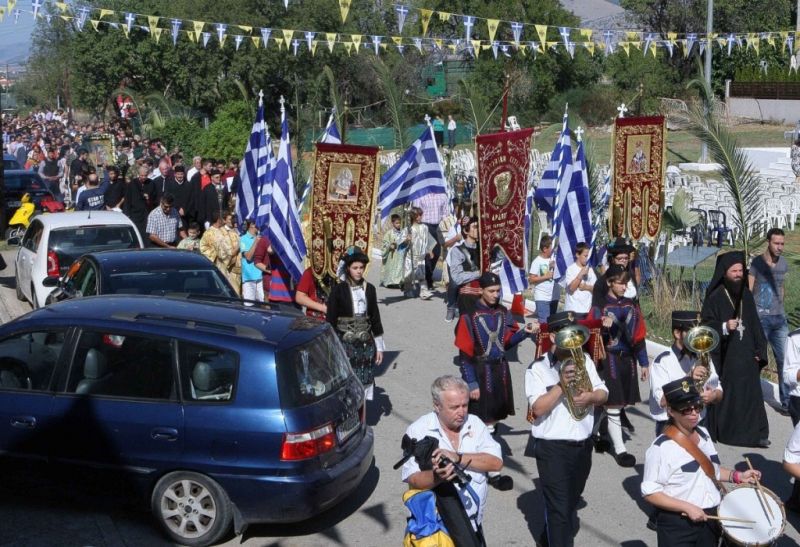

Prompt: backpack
[{"left": 402, "top": 489, "right": 455, "bottom": 547}]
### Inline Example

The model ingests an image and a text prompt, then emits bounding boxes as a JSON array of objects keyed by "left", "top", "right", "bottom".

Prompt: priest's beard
[{"left": 723, "top": 277, "right": 743, "bottom": 299}]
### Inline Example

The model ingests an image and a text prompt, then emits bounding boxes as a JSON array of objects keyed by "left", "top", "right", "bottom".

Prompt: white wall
[{"left": 726, "top": 97, "right": 800, "bottom": 124}]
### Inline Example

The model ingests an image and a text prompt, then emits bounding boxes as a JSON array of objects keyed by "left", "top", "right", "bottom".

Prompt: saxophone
[
  {"left": 555, "top": 325, "right": 593, "bottom": 420},
  {"left": 685, "top": 325, "right": 719, "bottom": 392}
]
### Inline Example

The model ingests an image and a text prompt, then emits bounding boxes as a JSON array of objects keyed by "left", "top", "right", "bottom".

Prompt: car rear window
[
  {"left": 50, "top": 225, "right": 140, "bottom": 258},
  {"left": 107, "top": 269, "right": 236, "bottom": 297},
  {"left": 276, "top": 329, "right": 353, "bottom": 408}
]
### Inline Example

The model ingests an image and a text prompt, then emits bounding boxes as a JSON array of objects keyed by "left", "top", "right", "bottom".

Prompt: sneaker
[
  {"left": 419, "top": 289, "right": 433, "bottom": 300},
  {"left": 445, "top": 307, "right": 457, "bottom": 322},
  {"left": 614, "top": 452, "right": 636, "bottom": 467}
]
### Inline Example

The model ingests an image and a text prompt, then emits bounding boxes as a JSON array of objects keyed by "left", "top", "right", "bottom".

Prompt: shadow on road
[
  {"left": 367, "top": 385, "right": 392, "bottom": 426},
  {"left": 243, "top": 460, "right": 381, "bottom": 545},
  {"left": 621, "top": 463, "right": 651, "bottom": 519},
  {"left": 516, "top": 478, "right": 545, "bottom": 545},
  {"left": 0, "top": 275, "right": 16, "bottom": 289}
]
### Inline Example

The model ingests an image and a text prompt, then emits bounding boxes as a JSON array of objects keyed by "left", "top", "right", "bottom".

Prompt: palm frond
[
  {"left": 322, "top": 65, "right": 344, "bottom": 139},
  {"left": 371, "top": 58, "right": 407, "bottom": 149},
  {"left": 662, "top": 188, "right": 699, "bottom": 231},
  {"left": 457, "top": 78, "right": 492, "bottom": 136},
  {"left": 687, "top": 78, "right": 764, "bottom": 257}
]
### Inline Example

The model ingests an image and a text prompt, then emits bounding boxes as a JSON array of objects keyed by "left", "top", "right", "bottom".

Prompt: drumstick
[
  {"left": 703, "top": 515, "right": 756, "bottom": 524},
  {"left": 745, "top": 456, "right": 774, "bottom": 521}
]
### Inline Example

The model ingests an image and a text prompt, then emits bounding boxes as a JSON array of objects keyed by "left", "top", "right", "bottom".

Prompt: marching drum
[{"left": 717, "top": 484, "right": 785, "bottom": 546}]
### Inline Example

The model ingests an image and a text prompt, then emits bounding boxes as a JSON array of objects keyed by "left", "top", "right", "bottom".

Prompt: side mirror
[
  {"left": 42, "top": 276, "right": 60, "bottom": 288},
  {"left": 6, "top": 237, "right": 20, "bottom": 246}
]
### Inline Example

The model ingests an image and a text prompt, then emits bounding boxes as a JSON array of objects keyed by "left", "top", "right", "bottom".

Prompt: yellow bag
[{"left": 402, "top": 489, "right": 456, "bottom": 547}]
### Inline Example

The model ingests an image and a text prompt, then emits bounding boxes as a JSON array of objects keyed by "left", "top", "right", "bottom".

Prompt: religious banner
[
  {"left": 309, "top": 142, "right": 380, "bottom": 280},
  {"left": 475, "top": 127, "right": 534, "bottom": 271},
  {"left": 609, "top": 115, "right": 666, "bottom": 241},
  {"left": 87, "top": 133, "right": 116, "bottom": 177}
]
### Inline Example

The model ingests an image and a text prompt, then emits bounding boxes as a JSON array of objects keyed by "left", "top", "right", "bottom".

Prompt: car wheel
[
  {"left": 14, "top": 275, "right": 24, "bottom": 302},
  {"left": 30, "top": 284, "right": 39, "bottom": 309},
  {"left": 151, "top": 471, "right": 232, "bottom": 547}
]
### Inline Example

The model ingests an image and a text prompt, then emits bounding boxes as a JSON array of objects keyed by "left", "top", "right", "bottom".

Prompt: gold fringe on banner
[
  {"left": 487, "top": 19, "right": 499, "bottom": 43},
  {"left": 420, "top": 9, "right": 432, "bottom": 35},
  {"left": 338, "top": 0, "right": 351, "bottom": 23}
]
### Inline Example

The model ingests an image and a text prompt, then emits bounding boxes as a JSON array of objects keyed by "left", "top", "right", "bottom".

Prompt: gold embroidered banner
[
  {"left": 310, "top": 143, "right": 380, "bottom": 280},
  {"left": 610, "top": 115, "right": 667, "bottom": 241}
]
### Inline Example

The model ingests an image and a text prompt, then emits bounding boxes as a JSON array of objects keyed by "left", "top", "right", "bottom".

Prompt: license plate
[
  {"left": 337, "top": 413, "right": 360, "bottom": 443},
  {"left": 7, "top": 201, "right": 20, "bottom": 208}
]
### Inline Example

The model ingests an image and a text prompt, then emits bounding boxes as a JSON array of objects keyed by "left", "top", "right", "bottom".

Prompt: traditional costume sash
[
  {"left": 610, "top": 116, "right": 666, "bottom": 240},
  {"left": 309, "top": 143, "right": 380, "bottom": 280},
  {"left": 475, "top": 128, "right": 534, "bottom": 270}
]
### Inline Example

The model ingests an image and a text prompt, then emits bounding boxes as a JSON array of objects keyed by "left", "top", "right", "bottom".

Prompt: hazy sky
[{"left": 0, "top": 13, "right": 36, "bottom": 65}]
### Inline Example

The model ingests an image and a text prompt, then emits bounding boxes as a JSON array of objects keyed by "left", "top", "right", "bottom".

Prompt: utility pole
[{"left": 701, "top": 0, "right": 713, "bottom": 163}]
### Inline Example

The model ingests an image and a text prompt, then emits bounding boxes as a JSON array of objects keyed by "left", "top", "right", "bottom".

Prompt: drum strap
[{"left": 663, "top": 425, "right": 725, "bottom": 493}]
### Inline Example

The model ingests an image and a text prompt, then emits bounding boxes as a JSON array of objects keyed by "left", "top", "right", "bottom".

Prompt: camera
[{"left": 394, "top": 434, "right": 471, "bottom": 484}]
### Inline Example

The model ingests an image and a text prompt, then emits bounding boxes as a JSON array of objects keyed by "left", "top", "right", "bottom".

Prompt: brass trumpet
[
  {"left": 685, "top": 325, "right": 719, "bottom": 392},
  {"left": 555, "top": 325, "right": 593, "bottom": 420}
]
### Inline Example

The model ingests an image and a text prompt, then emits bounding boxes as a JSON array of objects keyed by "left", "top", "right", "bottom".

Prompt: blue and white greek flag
[
  {"left": 265, "top": 104, "right": 307, "bottom": 282},
  {"left": 236, "top": 97, "right": 269, "bottom": 225},
  {"left": 254, "top": 133, "right": 276, "bottom": 232},
  {"left": 378, "top": 125, "right": 446, "bottom": 219},
  {"left": 590, "top": 173, "right": 611, "bottom": 268},
  {"left": 553, "top": 138, "right": 592, "bottom": 280},
  {"left": 300, "top": 111, "right": 341, "bottom": 206},
  {"left": 534, "top": 110, "right": 571, "bottom": 220}
]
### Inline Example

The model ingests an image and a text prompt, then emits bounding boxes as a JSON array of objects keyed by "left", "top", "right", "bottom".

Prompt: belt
[{"left": 539, "top": 438, "right": 591, "bottom": 447}]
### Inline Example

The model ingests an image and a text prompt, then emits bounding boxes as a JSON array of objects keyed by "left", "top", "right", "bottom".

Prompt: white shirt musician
[{"left": 642, "top": 379, "right": 761, "bottom": 547}]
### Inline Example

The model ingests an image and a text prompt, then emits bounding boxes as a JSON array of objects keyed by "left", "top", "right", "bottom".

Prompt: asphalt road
[{"left": 0, "top": 248, "right": 798, "bottom": 546}]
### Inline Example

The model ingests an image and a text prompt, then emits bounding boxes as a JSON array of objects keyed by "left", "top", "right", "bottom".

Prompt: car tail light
[
  {"left": 359, "top": 403, "right": 366, "bottom": 424},
  {"left": 280, "top": 424, "right": 336, "bottom": 461},
  {"left": 47, "top": 251, "right": 59, "bottom": 277}
]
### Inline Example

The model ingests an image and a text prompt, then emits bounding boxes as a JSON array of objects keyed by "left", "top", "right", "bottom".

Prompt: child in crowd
[{"left": 177, "top": 222, "right": 202, "bottom": 252}]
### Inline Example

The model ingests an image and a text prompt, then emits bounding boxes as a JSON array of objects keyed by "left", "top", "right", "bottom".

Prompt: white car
[{"left": 13, "top": 211, "right": 144, "bottom": 308}]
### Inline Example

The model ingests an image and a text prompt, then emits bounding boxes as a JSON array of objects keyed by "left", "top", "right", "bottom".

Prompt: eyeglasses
[{"left": 678, "top": 403, "right": 704, "bottom": 415}]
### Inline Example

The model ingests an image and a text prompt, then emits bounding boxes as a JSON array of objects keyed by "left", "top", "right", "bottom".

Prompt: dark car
[
  {"left": 45, "top": 249, "right": 238, "bottom": 304},
  {"left": 0, "top": 295, "right": 373, "bottom": 546},
  {"left": 3, "top": 153, "right": 21, "bottom": 170}
]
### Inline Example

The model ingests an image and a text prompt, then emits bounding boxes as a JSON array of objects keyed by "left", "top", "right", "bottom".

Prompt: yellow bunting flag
[
  {"left": 122, "top": 24, "right": 129, "bottom": 39},
  {"left": 781, "top": 31, "right": 789, "bottom": 51},
  {"left": 238, "top": 25, "right": 252, "bottom": 35},
  {"left": 282, "top": 29, "right": 294, "bottom": 48},
  {"left": 273, "top": 36, "right": 283, "bottom": 49},
  {"left": 433, "top": 38, "right": 443, "bottom": 49},
  {"left": 90, "top": 19, "right": 99, "bottom": 31},
  {"left": 7, "top": 0, "right": 15, "bottom": 13},
  {"left": 752, "top": 37, "right": 760, "bottom": 55},
  {"left": 344, "top": 41, "right": 353, "bottom": 55},
  {"left": 621, "top": 41, "right": 630, "bottom": 56},
  {"left": 153, "top": 27, "right": 164, "bottom": 44},
  {"left": 339, "top": 0, "right": 351, "bottom": 23},
  {"left": 99, "top": 9, "right": 113, "bottom": 19},
  {"left": 584, "top": 41, "right": 595, "bottom": 55},
  {"left": 437, "top": 11, "right": 450, "bottom": 22},
  {"left": 326, "top": 33, "right": 337, "bottom": 52},
  {"left": 535, "top": 25, "right": 547, "bottom": 44},
  {"left": 580, "top": 28, "right": 592, "bottom": 41},
  {"left": 184, "top": 30, "right": 194, "bottom": 43},
  {"left": 391, "top": 36, "right": 402, "bottom": 46},
  {"left": 310, "top": 40, "right": 318, "bottom": 55},
  {"left": 148, "top": 16, "right": 159, "bottom": 34},
  {"left": 351, "top": 34, "right": 362, "bottom": 50},
  {"left": 0, "top": 7, "right": 5, "bottom": 22},
  {"left": 649, "top": 41, "right": 657, "bottom": 57},
  {"left": 472, "top": 39, "right": 482, "bottom": 55},
  {"left": 631, "top": 40, "right": 642, "bottom": 50},
  {"left": 55, "top": 2, "right": 67, "bottom": 12},
  {"left": 60, "top": 15, "right": 72, "bottom": 22},
  {"left": 193, "top": 21, "right": 204, "bottom": 42},
  {"left": 717, "top": 37, "right": 727, "bottom": 49},
  {"left": 626, "top": 31, "right": 639, "bottom": 42},
  {"left": 420, "top": 9, "right": 432, "bottom": 35},
  {"left": 251, "top": 36, "right": 260, "bottom": 48},
  {"left": 767, "top": 34, "right": 776, "bottom": 48},
  {"left": 487, "top": 19, "right": 499, "bottom": 43}
]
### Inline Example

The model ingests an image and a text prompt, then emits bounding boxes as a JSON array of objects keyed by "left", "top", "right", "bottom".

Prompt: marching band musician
[
  {"left": 525, "top": 311, "right": 608, "bottom": 547},
  {"left": 642, "top": 379, "right": 761, "bottom": 547},
  {"left": 650, "top": 311, "right": 723, "bottom": 436},
  {"left": 781, "top": 328, "right": 800, "bottom": 511},
  {"left": 589, "top": 265, "right": 649, "bottom": 467}
]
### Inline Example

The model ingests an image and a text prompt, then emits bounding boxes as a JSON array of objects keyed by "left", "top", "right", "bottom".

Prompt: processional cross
[{"left": 617, "top": 103, "right": 628, "bottom": 118}]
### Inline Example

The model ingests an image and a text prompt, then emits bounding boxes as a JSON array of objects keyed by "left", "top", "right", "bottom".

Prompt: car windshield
[
  {"left": 49, "top": 226, "right": 140, "bottom": 267},
  {"left": 5, "top": 174, "right": 44, "bottom": 191},
  {"left": 107, "top": 268, "right": 236, "bottom": 297},
  {"left": 275, "top": 329, "right": 353, "bottom": 408}
]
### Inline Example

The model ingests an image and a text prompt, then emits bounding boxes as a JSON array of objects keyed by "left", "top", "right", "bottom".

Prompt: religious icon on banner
[
  {"left": 310, "top": 143, "right": 380, "bottom": 280},
  {"left": 475, "top": 127, "right": 534, "bottom": 271},
  {"left": 87, "top": 134, "right": 116, "bottom": 177},
  {"left": 610, "top": 116, "right": 666, "bottom": 241}
]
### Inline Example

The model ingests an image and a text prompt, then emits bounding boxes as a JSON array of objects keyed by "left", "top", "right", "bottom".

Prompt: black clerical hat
[
  {"left": 479, "top": 272, "right": 501, "bottom": 288},
  {"left": 672, "top": 310, "right": 701, "bottom": 330},
  {"left": 663, "top": 378, "right": 701, "bottom": 410}
]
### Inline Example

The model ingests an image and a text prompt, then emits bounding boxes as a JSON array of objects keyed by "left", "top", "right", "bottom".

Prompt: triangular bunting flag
[
  {"left": 437, "top": 11, "right": 450, "bottom": 22},
  {"left": 202, "top": 31, "right": 211, "bottom": 47},
  {"left": 621, "top": 41, "right": 630, "bottom": 56},
  {"left": 54, "top": 2, "right": 67, "bottom": 12},
  {"left": 511, "top": 22, "right": 523, "bottom": 45},
  {"left": 90, "top": 19, "right": 99, "bottom": 32},
  {"left": 326, "top": 33, "right": 336, "bottom": 52},
  {"left": 580, "top": 28, "right": 592, "bottom": 40},
  {"left": 148, "top": 15, "right": 159, "bottom": 35},
  {"left": 305, "top": 31, "right": 315, "bottom": 50},
  {"left": 420, "top": 9, "right": 432, "bottom": 35},
  {"left": 260, "top": 27, "right": 271, "bottom": 47},
  {"left": 339, "top": 0, "right": 351, "bottom": 23},
  {"left": 471, "top": 39, "right": 481, "bottom": 56},
  {"left": 282, "top": 29, "right": 294, "bottom": 48},
  {"left": 193, "top": 21, "right": 204, "bottom": 42},
  {"left": 344, "top": 41, "right": 353, "bottom": 55},
  {"left": 584, "top": 41, "right": 595, "bottom": 55},
  {"left": 99, "top": 9, "right": 113, "bottom": 19},
  {"left": 235, "top": 35, "right": 244, "bottom": 51},
  {"left": 311, "top": 40, "right": 318, "bottom": 55},
  {"left": 153, "top": 27, "right": 164, "bottom": 44},
  {"left": 535, "top": 24, "right": 547, "bottom": 44},
  {"left": 395, "top": 5, "right": 408, "bottom": 33},
  {"left": 487, "top": 19, "right": 499, "bottom": 43},
  {"left": 250, "top": 36, "right": 260, "bottom": 48},
  {"left": 351, "top": 34, "right": 362, "bottom": 49},
  {"left": 238, "top": 25, "right": 252, "bottom": 34}
]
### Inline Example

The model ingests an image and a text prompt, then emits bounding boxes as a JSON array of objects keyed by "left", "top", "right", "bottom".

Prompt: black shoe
[
  {"left": 620, "top": 408, "right": 635, "bottom": 433},
  {"left": 593, "top": 435, "right": 611, "bottom": 454},
  {"left": 576, "top": 496, "right": 587, "bottom": 510},
  {"left": 785, "top": 497, "right": 800, "bottom": 513},
  {"left": 646, "top": 516, "right": 657, "bottom": 531},
  {"left": 488, "top": 474, "right": 513, "bottom": 491},
  {"left": 756, "top": 438, "right": 771, "bottom": 448},
  {"left": 614, "top": 452, "right": 636, "bottom": 467}
]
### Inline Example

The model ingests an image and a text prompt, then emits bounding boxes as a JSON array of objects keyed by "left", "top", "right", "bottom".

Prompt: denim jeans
[
  {"left": 760, "top": 314, "right": 789, "bottom": 407},
  {"left": 535, "top": 300, "right": 559, "bottom": 324}
]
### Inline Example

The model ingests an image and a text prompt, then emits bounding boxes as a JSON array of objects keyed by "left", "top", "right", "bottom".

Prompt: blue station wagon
[{"left": 0, "top": 295, "right": 374, "bottom": 546}]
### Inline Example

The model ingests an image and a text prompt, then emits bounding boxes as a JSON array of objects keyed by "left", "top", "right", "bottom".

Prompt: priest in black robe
[{"left": 701, "top": 251, "right": 769, "bottom": 447}]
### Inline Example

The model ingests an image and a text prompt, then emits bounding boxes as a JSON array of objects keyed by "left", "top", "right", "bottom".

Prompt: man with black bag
[{"left": 400, "top": 375, "right": 503, "bottom": 546}]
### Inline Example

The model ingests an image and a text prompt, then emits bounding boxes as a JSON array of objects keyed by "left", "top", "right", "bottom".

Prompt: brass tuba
[
  {"left": 555, "top": 325, "right": 593, "bottom": 421},
  {"left": 685, "top": 325, "right": 719, "bottom": 392}
]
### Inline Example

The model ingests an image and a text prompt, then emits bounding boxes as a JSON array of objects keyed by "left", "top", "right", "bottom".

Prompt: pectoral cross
[
  {"left": 617, "top": 103, "right": 628, "bottom": 118},
  {"left": 736, "top": 320, "right": 745, "bottom": 341}
]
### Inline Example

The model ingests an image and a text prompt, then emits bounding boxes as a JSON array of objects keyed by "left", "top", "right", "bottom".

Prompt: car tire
[
  {"left": 151, "top": 471, "right": 233, "bottom": 547},
  {"left": 14, "top": 276, "right": 25, "bottom": 302},
  {"left": 30, "top": 284, "right": 39, "bottom": 309}
]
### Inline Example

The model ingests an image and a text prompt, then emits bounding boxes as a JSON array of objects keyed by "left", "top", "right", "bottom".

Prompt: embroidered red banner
[
  {"left": 610, "top": 116, "right": 666, "bottom": 241},
  {"left": 309, "top": 143, "right": 380, "bottom": 279},
  {"left": 475, "top": 127, "right": 534, "bottom": 271}
]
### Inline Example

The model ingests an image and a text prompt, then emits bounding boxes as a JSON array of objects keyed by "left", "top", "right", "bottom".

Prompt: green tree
[{"left": 193, "top": 100, "right": 252, "bottom": 159}]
